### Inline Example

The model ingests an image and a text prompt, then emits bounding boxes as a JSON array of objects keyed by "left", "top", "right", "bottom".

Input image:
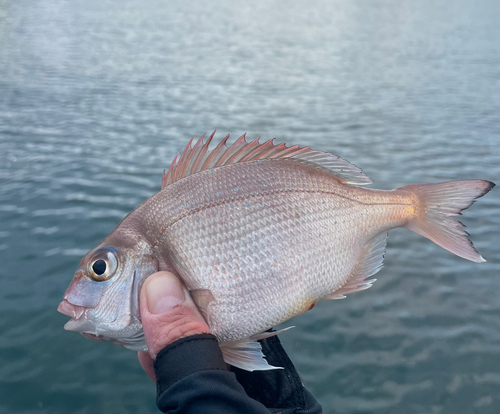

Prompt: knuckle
[{"left": 147, "top": 304, "right": 210, "bottom": 357}]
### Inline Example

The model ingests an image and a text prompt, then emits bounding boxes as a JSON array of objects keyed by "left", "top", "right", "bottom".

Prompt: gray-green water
[{"left": 1, "top": 1, "right": 499, "bottom": 413}]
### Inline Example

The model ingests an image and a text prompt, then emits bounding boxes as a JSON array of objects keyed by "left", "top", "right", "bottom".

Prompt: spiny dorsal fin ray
[
  {"left": 161, "top": 132, "right": 372, "bottom": 189},
  {"left": 324, "top": 231, "right": 388, "bottom": 300}
]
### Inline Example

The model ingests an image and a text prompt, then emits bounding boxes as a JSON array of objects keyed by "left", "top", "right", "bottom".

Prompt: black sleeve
[
  {"left": 154, "top": 333, "right": 322, "bottom": 414},
  {"left": 232, "top": 333, "right": 322, "bottom": 413}
]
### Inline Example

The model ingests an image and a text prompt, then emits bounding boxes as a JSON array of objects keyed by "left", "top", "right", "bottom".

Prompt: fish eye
[
  {"left": 88, "top": 248, "right": 118, "bottom": 282},
  {"left": 92, "top": 260, "right": 106, "bottom": 275}
]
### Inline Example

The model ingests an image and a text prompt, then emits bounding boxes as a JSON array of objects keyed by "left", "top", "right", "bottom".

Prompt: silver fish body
[
  {"left": 148, "top": 159, "right": 408, "bottom": 342},
  {"left": 58, "top": 134, "right": 494, "bottom": 370}
]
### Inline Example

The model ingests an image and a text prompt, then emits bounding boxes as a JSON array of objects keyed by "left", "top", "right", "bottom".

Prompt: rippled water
[{"left": 1, "top": 1, "right": 499, "bottom": 413}]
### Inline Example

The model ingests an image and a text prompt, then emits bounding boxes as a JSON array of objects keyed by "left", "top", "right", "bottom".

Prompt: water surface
[{"left": 0, "top": 1, "right": 499, "bottom": 413}]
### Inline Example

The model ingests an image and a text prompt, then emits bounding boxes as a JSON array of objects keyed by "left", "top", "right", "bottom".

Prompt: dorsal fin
[
  {"left": 161, "top": 132, "right": 372, "bottom": 189},
  {"left": 323, "top": 232, "right": 387, "bottom": 300}
]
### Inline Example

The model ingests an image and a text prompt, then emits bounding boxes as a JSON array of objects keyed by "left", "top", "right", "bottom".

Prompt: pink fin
[
  {"left": 162, "top": 153, "right": 179, "bottom": 190},
  {"left": 324, "top": 232, "right": 387, "bottom": 300},
  {"left": 219, "top": 327, "right": 294, "bottom": 371},
  {"left": 161, "top": 132, "right": 372, "bottom": 188},
  {"left": 401, "top": 180, "right": 495, "bottom": 262}
]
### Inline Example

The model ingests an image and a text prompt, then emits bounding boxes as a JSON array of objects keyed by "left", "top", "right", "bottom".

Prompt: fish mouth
[
  {"left": 58, "top": 299, "right": 97, "bottom": 334},
  {"left": 58, "top": 299, "right": 86, "bottom": 319},
  {"left": 58, "top": 299, "right": 147, "bottom": 351}
]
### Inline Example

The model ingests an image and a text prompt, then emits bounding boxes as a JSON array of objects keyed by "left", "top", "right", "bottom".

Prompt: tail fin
[{"left": 400, "top": 180, "right": 495, "bottom": 262}]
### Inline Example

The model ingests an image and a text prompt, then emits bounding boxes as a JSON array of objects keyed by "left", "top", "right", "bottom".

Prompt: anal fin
[
  {"left": 324, "top": 232, "right": 388, "bottom": 300},
  {"left": 219, "top": 327, "right": 294, "bottom": 371}
]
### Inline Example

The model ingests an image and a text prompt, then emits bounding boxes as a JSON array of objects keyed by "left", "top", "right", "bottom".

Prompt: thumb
[{"left": 139, "top": 271, "right": 210, "bottom": 359}]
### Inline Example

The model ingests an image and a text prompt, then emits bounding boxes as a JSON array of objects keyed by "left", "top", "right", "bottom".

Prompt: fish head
[{"left": 58, "top": 234, "right": 158, "bottom": 351}]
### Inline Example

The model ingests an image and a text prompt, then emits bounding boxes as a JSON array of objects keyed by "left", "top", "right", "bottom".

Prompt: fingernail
[{"left": 146, "top": 274, "right": 185, "bottom": 314}]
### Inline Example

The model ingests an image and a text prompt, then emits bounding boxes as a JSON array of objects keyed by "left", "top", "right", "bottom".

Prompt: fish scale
[
  {"left": 151, "top": 160, "right": 395, "bottom": 342},
  {"left": 58, "top": 135, "right": 494, "bottom": 371}
]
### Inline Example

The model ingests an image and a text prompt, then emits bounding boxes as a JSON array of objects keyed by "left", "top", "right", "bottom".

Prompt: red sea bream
[{"left": 58, "top": 133, "right": 495, "bottom": 370}]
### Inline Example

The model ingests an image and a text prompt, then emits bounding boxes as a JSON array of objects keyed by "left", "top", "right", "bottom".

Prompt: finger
[
  {"left": 138, "top": 351, "right": 156, "bottom": 382},
  {"left": 140, "top": 271, "right": 210, "bottom": 359}
]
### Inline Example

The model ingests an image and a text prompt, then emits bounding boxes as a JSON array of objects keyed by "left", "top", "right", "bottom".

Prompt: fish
[{"left": 58, "top": 132, "right": 495, "bottom": 371}]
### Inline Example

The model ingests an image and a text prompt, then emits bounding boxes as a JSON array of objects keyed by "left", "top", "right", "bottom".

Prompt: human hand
[
  {"left": 137, "top": 271, "right": 322, "bottom": 413},
  {"left": 137, "top": 271, "right": 211, "bottom": 381}
]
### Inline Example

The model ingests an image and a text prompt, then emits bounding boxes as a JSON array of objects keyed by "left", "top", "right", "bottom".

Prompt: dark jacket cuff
[{"left": 153, "top": 333, "right": 228, "bottom": 396}]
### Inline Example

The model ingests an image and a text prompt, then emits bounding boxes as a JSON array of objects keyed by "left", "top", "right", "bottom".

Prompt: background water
[{"left": 0, "top": 0, "right": 499, "bottom": 413}]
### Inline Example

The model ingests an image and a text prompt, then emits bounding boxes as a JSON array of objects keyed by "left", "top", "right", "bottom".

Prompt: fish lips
[
  {"left": 57, "top": 299, "right": 97, "bottom": 334},
  {"left": 57, "top": 266, "right": 115, "bottom": 336}
]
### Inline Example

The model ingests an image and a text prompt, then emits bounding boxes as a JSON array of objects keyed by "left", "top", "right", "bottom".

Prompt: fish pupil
[{"left": 92, "top": 259, "right": 106, "bottom": 276}]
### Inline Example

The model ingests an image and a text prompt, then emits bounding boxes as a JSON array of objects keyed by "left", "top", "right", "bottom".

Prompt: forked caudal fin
[{"left": 400, "top": 180, "right": 495, "bottom": 262}]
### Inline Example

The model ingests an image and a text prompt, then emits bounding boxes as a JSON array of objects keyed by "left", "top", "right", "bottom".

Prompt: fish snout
[
  {"left": 57, "top": 299, "right": 97, "bottom": 333},
  {"left": 57, "top": 299, "right": 85, "bottom": 319}
]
